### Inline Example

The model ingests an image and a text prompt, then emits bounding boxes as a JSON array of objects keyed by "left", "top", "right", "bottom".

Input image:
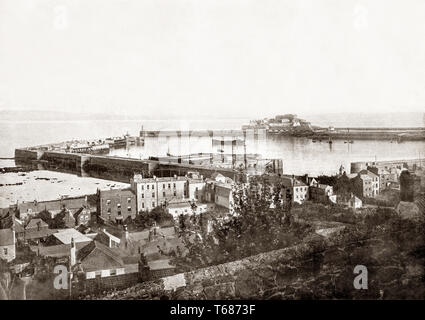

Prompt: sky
[{"left": 0, "top": 0, "right": 424, "bottom": 118}]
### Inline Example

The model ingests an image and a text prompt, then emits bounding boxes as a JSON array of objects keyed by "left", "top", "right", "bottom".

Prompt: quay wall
[
  {"left": 141, "top": 129, "right": 246, "bottom": 138},
  {"left": 14, "top": 148, "right": 43, "bottom": 161},
  {"left": 13, "top": 148, "right": 244, "bottom": 183},
  {"left": 83, "top": 155, "right": 157, "bottom": 182}
]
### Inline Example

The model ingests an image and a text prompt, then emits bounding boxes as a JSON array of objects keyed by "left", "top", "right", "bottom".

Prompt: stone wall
[
  {"left": 73, "top": 272, "right": 141, "bottom": 297},
  {"left": 91, "top": 219, "right": 425, "bottom": 300}
]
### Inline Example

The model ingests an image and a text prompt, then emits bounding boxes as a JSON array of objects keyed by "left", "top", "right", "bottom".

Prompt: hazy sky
[{"left": 0, "top": 0, "right": 424, "bottom": 118}]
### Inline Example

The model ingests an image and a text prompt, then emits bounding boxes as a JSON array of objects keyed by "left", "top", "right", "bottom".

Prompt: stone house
[
  {"left": 351, "top": 170, "right": 380, "bottom": 198},
  {"left": 98, "top": 188, "right": 137, "bottom": 224},
  {"left": 0, "top": 229, "right": 15, "bottom": 262},
  {"left": 73, "top": 206, "right": 91, "bottom": 227}
]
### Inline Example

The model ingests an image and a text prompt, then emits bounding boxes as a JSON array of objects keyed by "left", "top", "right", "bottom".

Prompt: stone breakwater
[
  {"left": 86, "top": 217, "right": 425, "bottom": 300},
  {"left": 14, "top": 148, "right": 242, "bottom": 183}
]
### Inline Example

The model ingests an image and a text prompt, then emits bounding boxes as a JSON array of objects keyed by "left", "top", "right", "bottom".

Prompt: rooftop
[
  {"left": 99, "top": 188, "right": 135, "bottom": 197},
  {"left": 25, "top": 218, "right": 48, "bottom": 230},
  {"left": 30, "top": 241, "right": 90, "bottom": 258},
  {"left": 132, "top": 175, "right": 187, "bottom": 183},
  {"left": 53, "top": 228, "right": 93, "bottom": 245},
  {"left": 77, "top": 241, "right": 124, "bottom": 272},
  {"left": 0, "top": 229, "right": 14, "bottom": 246},
  {"left": 147, "top": 259, "right": 175, "bottom": 271}
]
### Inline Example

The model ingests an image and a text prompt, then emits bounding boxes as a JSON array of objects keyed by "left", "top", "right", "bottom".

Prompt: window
[
  {"left": 127, "top": 206, "right": 131, "bottom": 212},
  {"left": 168, "top": 183, "right": 171, "bottom": 189},
  {"left": 142, "top": 202, "right": 144, "bottom": 209},
  {"left": 163, "top": 192, "right": 166, "bottom": 197},
  {"left": 141, "top": 185, "right": 144, "bottom": 190},
  {"left": 152, "top": 184, "right": 155, "bottom": 190},
  {"left": 141, "top": 193, "right": 144, "bottom": 198},
  {"left": 152, "top": 192, "right": 155, "bottom": 198},
  {"left": 147, "top": 185, "right": 150, "bottom": 190},
  {"left": 152, "top": 202, "right": 155, "bottom": 207},
  {"left": 163, "top": 184, "right": 165, "bottom": 189},
  {"left": 107, "top": 208, "right": 111, "bottom": 214},
  {"left": 3, "top": 248, "right": 7, "bottom": 255},
  {"left": 117, "top": 203, "right": 121, "bottom": 208},
  {"left": 118, "top": 211, "right": 122, "bottom": 216},
  {"left": 106, "top": 200, "right": 111, "bottom": 205},
  {"left": 127, "top": 198, "right": 131, "bottom": 203},
  {"left": 173, "top": 183, "right": 176, "bottom": 189}
]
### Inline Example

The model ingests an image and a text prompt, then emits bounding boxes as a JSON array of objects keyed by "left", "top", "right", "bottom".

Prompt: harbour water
[
  {"left": 1, "top": 116, "right": 424, "bottom": 177},
  {"left": 110, "top": 134, "right": 425, "bottom": 176}
]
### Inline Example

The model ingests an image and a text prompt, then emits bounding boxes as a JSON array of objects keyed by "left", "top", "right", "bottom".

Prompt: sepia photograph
[{"left": 0, "top": 0, "right": 424, "bottom": 310}]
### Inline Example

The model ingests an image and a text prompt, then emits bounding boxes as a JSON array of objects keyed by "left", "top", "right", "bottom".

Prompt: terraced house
[
  {"left": 98, "top": 188, "right": 137, "bottom": 224},
  {"left": 352, "top": 170, "right": 380, "bottom": 198},
  {"left": 130, "top": 174, "right": 206, "bottom": 212}
]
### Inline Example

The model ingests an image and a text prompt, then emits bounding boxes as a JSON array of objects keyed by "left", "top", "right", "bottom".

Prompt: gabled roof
[
  {"left": 95, "top": 229, "right": 121, "bottom": 246},
  {"left": 24, "top": 228, "right": 57, "bottom": 240},
  {"left": 77, "top": 241, "right": 124, "bottom": 272},
  {"left": 0, "top": 229, "right": 14, "bottom": 246},
  {"left": 30, "top": 241, "right": 90, "bottom": 258},
  {"left": 359, "top": 170, "right": 379, "bottom": 177},
  {"left": 25, "top": 218, "right": 48, "bottom": 230},
  {"left": 281, "top": 177, "right": 307, "bottom": 187},
  {"left": 14, "top": 218, "right": 25, "bottom": 233},
  {"left": 0, "top": 211, "right": 14, "bottom": 229},
  {"left": 73, "top": 206, "right": 90, "bottom": 221}
]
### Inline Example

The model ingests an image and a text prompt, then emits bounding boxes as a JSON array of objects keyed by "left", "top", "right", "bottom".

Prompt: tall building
[
  {"left": 130, "top": 174, "right": 206, "bottom": 212},
  {"left": 98, "top": 188, "right": 137, "bottom": 224}
]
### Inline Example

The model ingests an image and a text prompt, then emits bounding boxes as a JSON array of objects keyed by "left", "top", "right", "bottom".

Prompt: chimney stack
[
  {"left": 70, "top": 237, "right": 76, "bottom": 266},
  {"left": 124, "top": 225, "right": 129, "bottom": 249}
]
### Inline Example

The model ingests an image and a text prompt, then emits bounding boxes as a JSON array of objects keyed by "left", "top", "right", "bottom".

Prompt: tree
[
  {"left": 174, "top": 175, "right": 311, "bottom": 269},
  {"left": 134, "top": 207, "right": 174, "bottom": 228}
]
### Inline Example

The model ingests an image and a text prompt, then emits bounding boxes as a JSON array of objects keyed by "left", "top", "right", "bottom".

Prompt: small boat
[{"left": 312, "top": 139, "right": 317, "bottom": 143}]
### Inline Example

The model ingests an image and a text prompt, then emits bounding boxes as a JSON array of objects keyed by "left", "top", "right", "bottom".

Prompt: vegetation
[
  {"left": 133, "top": 207, "right": 174, "bottom": 229},
  {"left": 174, "top": 175, "right": 313, "bottom": 270},
  {"left": 37, "top": 209, "right": 68, "bottom": 229}
]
